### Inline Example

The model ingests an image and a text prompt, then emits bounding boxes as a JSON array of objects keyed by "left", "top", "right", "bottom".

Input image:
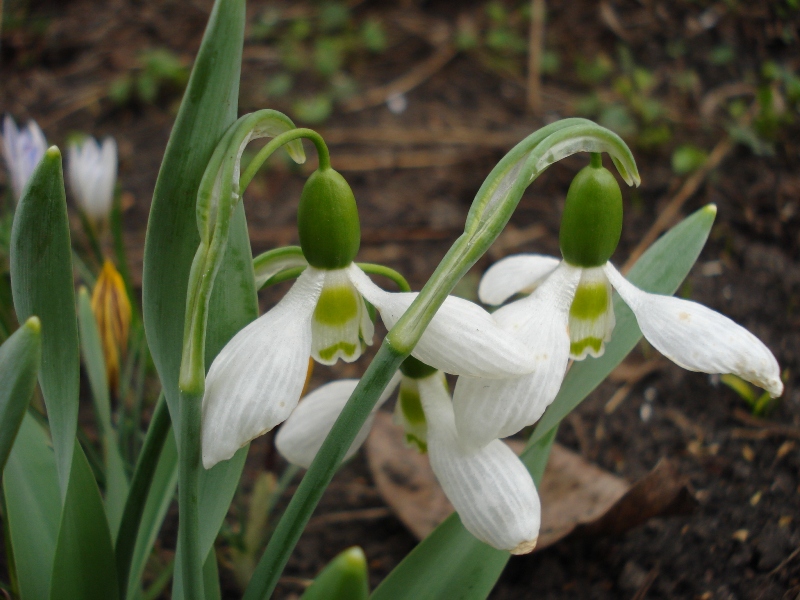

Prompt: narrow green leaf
[
  {"left": 10, "top": 146, "right": 80, "bottom": 497},
  {"left": 77, "top": 287, "right": 129, "bottom": 537},
  {"left": 49, "top": 442, "right": 119, "bottom": 600},
  {"left": 141, "top": 0, "right": 246, "bottom": 427},
  {"left": 302, "top": 547, "right": 370, "bottom": 600},
  {"left": 126, "top": 428, "right": 178, "bottom": 600},
  {"left": 203, "top": 548, "right": 222, "bottom": 600},
  {"left": 371, "top": 205, "right": 717, "bottom": 600},
  {"left": 3, "top": 414, "right": 61, "bottom": 600},
  {"left": 0, "top": 316, "right": 41, "bottom": 472},
  {"left": 138, "top": 0, "right": 255, "bottom": 595}
]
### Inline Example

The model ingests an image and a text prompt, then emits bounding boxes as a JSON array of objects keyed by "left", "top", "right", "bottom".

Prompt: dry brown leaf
[{"left": 365, "top": 412, "right": 695, "bottom": 550}]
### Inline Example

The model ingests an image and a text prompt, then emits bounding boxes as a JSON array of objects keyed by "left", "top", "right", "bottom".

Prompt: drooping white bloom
[
  {"left": 68, "top": 136, "right": 118, "bottom": 221},
  {"left": 202, "top": 262, "right": 538, "bottom": 468},
  {"left": 454, "top": 253, "right": 784, "bottom": 447},
  {"left": 276, "top": 370, "right": 540, "bottom": 554},
  {"left": 2, "top": 115, "right": 47, "bottom": 201}
]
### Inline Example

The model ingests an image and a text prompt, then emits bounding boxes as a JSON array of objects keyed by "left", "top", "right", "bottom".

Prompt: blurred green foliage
[
  {"left": 109, "top": 49, "right": 189, "bottom": 106},
  {"left": 249, "top": 2, "right": 388, "bottom": 124}
]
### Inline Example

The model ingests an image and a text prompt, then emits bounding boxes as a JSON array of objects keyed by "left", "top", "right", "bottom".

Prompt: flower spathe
[
  {"left": 454, "top": 251, "right": 784, "bottom": 447},
  {"left": 202, "top": 262, "right": 539, "bottom": 469},
  {"left": 2, "top": 115, "right": 47, "bottom": 201},
  {"left": 276, "top": 370, "right": 540, "bottom": 554},
  {"left": 67, "top": 135, "right": 118, "bottom": 222}
]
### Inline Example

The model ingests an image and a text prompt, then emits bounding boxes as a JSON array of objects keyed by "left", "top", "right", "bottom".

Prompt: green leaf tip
[
  {"left": 45, "top": 146, "right": 61, "bottom": 160},
  {"left": 23, "top": 316, "right": 41, "bottom": 334},
  {"left": 704, "top": 203, "right": 718, "bottom": 216},
  {"left": 341, "top": 546, "right": 367, "bottom": 569}
]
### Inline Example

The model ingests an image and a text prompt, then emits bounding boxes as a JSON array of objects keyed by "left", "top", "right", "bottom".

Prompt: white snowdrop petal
[
  {"left": 454, "top": 261, "right": 581, "bottom": 446},
  {"left": 478, "top": 254, "right": 561, "bottom": 306},
  {"left": 201, "top": 269, "right": 325, "bottom": 468},
  {"left": 253, "top": 253, "right": 308, "bottom": 289},
  {"left": 605, "top": 263, "right": 783, "bottom": 397},
  {"left": 276, "top": 373, "right": 401, "bottom": 468},
  {"left": 568, "top": 266, "right": 615, "bottom": 360},
  {"left": 419, "top": 375, "right": 540, "bottom": 554},
  {"left": 349, "top": 264, "right": 537, "bottom": 377}
]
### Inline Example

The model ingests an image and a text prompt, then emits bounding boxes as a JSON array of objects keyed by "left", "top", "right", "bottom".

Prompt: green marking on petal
[
  {"left": 570, "top": 337, "right": 604, "bottom": 357},
  {"left": 313, "top": 285, "right": 359, "bottom": 325},
  {"left": 569, "top": 283, "right": 608, "bottom": 320},
  {"left": 400, "top": 387, "right": 426, "bottom": 426},
  {"left": 318, "top": 341, "right": 357, "bottom": 361},
  {"left": 405, "top": 433, "right": 428, "bottom": 454}
]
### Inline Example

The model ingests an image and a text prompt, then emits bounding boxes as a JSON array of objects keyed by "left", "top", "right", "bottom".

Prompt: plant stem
[
  {"left": 178, "top": 387, "right": 204, "bottom": 599},
  {"left": 243, "top": 342, "right": 405, "bottom": 600},
  {"left": 115, "top": 394, "right": 171, "bottom": 597},
  {"left": 240, "top": 128, "right": 330, "bottom": 192}
]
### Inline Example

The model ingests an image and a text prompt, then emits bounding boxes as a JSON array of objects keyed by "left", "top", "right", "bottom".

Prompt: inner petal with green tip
[
  {"left": 394, "top": 376, "right": 429, "bottom": 453},
  {"left": 311, "top": 268, "right": 374, "bottom": 365}
]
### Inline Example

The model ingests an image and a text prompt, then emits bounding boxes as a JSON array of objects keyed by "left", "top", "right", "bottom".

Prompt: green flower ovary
[
  {"left": 559, "top": 155, "right": 623, "bottom": 268},
  {"left": 297, "top": 167, "right": 361, "bottom": 269}
]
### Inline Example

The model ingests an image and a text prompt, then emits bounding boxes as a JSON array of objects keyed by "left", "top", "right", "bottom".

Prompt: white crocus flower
[
  {"left": 276, "top": 370, "right": 540, "bottom": 554},
  {"left": 2, "top": 115, "right": 47, "bottom": 201},
  {"left": 201, "top": 262, "right": 539, "bottom": 468},
  {"left": 68, "top": 136, "right": 118, "bottom": 222},
  {"left": 453, "top": 252, "right": 784, "bottom": 447}
]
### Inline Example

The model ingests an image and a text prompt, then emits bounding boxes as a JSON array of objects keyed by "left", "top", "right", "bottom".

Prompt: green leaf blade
[
  {"left": 0, "top": 316, "right": 41, "bottom": 472},
  {"left": 302, "top": 547, "right": 370, "bottom": 600},
  {"left": 3, "top": 414, "right": 61, "bottom": 600},
  {"left": 49, "top": 443, "right": 119, "bottom": 600},
  {"left": 77, "top": 288, "right": 130, "bottom": 537},
  {"left": 10, "top": 147, "right": 80, "bottom": 497}
]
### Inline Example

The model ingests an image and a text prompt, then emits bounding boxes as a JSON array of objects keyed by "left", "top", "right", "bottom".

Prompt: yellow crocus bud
[{"left": 91, "top": 259, "right": 131, "bottom": 390}]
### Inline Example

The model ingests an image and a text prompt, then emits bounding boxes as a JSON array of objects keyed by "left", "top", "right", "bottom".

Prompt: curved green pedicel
[
  {"left": 297, "top": 168, "right": 361, "bottom": 269},
  {"left": 559, "top": 154, "right": 623, "bottom": 267}
]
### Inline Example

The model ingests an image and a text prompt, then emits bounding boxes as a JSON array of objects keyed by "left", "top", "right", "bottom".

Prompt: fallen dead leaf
[{"left": 365, "top": 412, "right": 696, "bottom": 550}]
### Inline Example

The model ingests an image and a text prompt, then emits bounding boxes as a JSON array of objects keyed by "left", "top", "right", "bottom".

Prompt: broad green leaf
[
  {"left": 10, "top": 147, "right": 80, "bottom": 497},
  {"left": 0, "top": 316, "right": 41, "bottom": 472},
  {"left": 203, "top": 548, "right": 222, "bottom": 600},
  {"left": 77, "top": 288, "right": 129, "bottom": 538},
  {"left": 302, "top": 547, "right": 369, "bottom": 600},
  {"left": 138, "top": 0, "right": 256, "bottom": 595},
  {"left": 49, "top": 443, "right": 119, "bottom": 600},
  {"left": 3, "top": 414, "right": 61, "bottom": 600},
  {"left": 141, "top": 0, "right": 246, "bottom": 428},
  {"left": 126, "top": 429, "right": 178, "bottom": 600},
  {"left": 371, "top": 204, "right": 717, "bottom": 600}
]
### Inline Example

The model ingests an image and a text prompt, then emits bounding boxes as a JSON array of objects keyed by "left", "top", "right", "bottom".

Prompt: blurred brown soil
[{"left": 2, "top": 1, "right": 799, "bottom": 598}]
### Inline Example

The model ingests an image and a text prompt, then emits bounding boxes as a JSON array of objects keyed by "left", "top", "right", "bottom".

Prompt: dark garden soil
[{"left": 2, "top": 0, "right": 799, "bottom": 598}]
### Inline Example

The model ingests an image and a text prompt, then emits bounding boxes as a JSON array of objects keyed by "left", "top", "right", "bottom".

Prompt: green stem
[
  {"left": 243, "top": 342, "right": 406, "bottom": 600},
  {"left": 356, "top": 263, "right": 411, "bottom": 292},
  {"left": 240, "top": 128, "right": 330, "bottom": 192},
  {"left": 178, "top": 387, "right": 204, "bottom": 599},
  {"left": 115, "top": 394, "right": 171, "bottom": 597},
  {"left": 259, "top": 266, "right": 307, "bottom": 289}
]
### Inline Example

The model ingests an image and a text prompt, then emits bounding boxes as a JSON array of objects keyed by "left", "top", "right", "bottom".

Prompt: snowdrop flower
[
  {"left": 276, "top": 358, "right": 540, "bottom": 554},
  {"left": 454, "top": 155, "right": 783, "bottom": 447},
  {"left": 2, "top": 115, "right": 47, "bottom": 201},
  {"left": 68, "top": 136, "right": 118, "bottom": 222},
  {"left": 201, "top": 167, "right": 538, "bottom": 468}
]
